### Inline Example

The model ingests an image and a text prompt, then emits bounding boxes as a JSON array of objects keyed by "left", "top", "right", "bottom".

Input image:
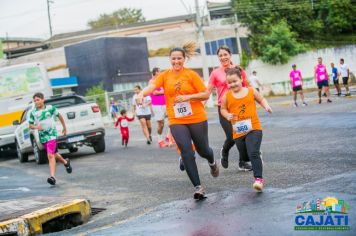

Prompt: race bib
[
  {"left": 294, "top": 80, "right": 302, "bottom": 86},
  {"left": 173, "top": 102, "right": 193, "bottom": 118},
  {"left": 121, "top": 119, "right": 128, "bottom": 128},
  {"left": 332, "top": 73, "right": 335, "bottom": 78},
  {"left": 320, "top": 75, "right": 325, "bottom": 80},
  {"left": 233, "top": 119, "right": 252, "bottom": 134},
  {"left": 294, "top": 74, "right": 299, "bottom": 79}
]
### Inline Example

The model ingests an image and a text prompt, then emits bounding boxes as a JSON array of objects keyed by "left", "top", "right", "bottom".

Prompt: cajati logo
[{"left": 294, "top": 197, "right": 351, "bottom": 231}]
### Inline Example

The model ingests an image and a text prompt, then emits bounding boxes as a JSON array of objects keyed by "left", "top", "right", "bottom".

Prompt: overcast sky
[{"left": 0, "top": 0, "right": 226, "bottom": 40}]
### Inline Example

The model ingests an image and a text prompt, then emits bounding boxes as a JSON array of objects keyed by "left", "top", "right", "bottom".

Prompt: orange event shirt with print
[
  {"left": 226, "top": 87, "right": 262, "bottom": 139},
  {"left": 153, "top": 68, "right": 207, "bottom": 125}
]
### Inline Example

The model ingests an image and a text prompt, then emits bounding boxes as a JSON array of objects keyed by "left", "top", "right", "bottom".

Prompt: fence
[{"left": 85, "top": 90, "right": 135, "bottom": 119}]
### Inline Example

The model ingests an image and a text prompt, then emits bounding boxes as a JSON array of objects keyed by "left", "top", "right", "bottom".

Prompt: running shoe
[
  {"left": 323, "top": 92, "right": 327, "bottom": 97},
  {"left": 302, "top": 102, "right": 308, "bottom": 106},
  {"left": 293, "top": 102, "right": 298, "bottom": 107},
  {"left": 253, "top": 178, "right": 264, "bottom": 192},
  {"left": 193, "top": 185, "right": 206, "bottom": 200},
  {"left": 209, "top": 161, "right": 219, "bottom": 177},
  {"left": 318, "top": 98, "right": 322, "bottom": 104},
  {"left": 179, "top": 156, "right": 185, "bottom": 171},
  {"left": 64, "top": 158, "right": 72, "bottom": 174},
  {"left": 220, "top": 147, "right": 229, "bottom": 169},
  {"left": 158, "top": 140, "right": 168, "bottom": 148},
  {"left": 47, "top": 176, "right": 56, "bottom": 186},
  {"left": 146, "top": 140, "right": 151, "bottom": 145},
  {"left": 327, "top": 99, "right": 332, "bottom": 103},
  {"left": 238, "top": 162, "right": 253, "bottom": 171},
  {"left": 345, "top": 93, "right": 351, "bottom": 97}
]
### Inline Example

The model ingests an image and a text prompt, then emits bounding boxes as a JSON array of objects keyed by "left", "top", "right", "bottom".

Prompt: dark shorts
[
  {"left": 317, "top": 80, "right": 329, "bottom": 89},
  {"left": 137, "top": 114, "right": 151, "bottom": 121},
  {"left": 293, "top": 86, "right": 302, "bottom": 92},
  {"left": 333, "top": 79, "right": 339, "bottom": 85},
  {"left": 342, "top": 77, "right": 349, "bottom": 85}
]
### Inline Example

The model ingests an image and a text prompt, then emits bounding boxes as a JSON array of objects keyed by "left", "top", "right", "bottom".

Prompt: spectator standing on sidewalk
[
  {"left": 314, "top": 57, "right": 332, "bottom": 104},
  {"left": 289, "top": 64, "right": 307, "bottom": 107},
  {"left": 331, "top": 63, "right": 341, "bottom": 96},
  {"left": 339, "top": 58, "right": 351, "bottom": 96},
  {"left": 249, "top": 71, "right": 263, "bottom": 92}
]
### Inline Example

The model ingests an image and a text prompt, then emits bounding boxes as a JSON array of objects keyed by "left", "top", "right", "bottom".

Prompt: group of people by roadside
[{"left": 290, "top": 57, "right": 351, "bottom": 107}]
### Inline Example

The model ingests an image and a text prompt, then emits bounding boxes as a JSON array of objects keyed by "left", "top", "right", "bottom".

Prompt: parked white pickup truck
[{"left": 13, "top": 94, "right": 105, "bottom": 164}]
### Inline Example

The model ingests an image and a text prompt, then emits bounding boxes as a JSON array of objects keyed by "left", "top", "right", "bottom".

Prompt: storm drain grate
[{"left": 91, "top": 207, "right": 106, "bottom": 216}]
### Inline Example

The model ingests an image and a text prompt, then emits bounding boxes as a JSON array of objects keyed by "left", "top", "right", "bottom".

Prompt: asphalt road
[{"left": 0, "top": 92, "right": 355, "bottom": 235}]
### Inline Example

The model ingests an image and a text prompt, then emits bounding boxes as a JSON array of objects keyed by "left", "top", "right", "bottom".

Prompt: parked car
[{"left": 13, "top": 94, "right": 105, "bottom": 164}]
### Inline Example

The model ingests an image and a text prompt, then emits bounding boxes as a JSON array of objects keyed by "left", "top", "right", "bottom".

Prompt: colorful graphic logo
[{"left": 294, "top": 197, "right": 350, "bottom": 231}]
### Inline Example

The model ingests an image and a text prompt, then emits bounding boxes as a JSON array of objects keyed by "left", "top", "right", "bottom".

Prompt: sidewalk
[{"left": 0, "top": 197, "right": 91, "bottom": 236}]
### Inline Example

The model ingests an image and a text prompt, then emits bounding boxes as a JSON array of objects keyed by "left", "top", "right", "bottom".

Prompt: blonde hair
[{"left": 170, "top": 41, "right": 198, "bottom": 59}]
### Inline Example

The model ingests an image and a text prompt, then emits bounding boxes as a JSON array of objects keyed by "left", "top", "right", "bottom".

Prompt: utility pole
[
  {"left": 195, "top": 0, "right": 213, "bottom": 107},
  {"left": 46, "top": 0, "right": 53, "bottom": 38},
  {"left": 234, "top": 14, "right": 243, "bottom": 64}
]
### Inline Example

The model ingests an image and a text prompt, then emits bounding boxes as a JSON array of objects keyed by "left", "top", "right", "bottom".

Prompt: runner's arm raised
[{"left": 254, "top": 89, "right": 272, "bottom": 113}]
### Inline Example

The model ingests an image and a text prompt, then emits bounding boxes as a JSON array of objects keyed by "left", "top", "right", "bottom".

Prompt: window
[{"left": 45, "top": 96, "right": 86, "bottom": 108}]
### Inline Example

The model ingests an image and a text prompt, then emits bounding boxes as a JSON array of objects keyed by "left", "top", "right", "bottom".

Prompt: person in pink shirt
[
  {"left": 207, "top": 45, "right": 251, "bottom": 171},
  {"left": 150, "top": 67, "right": 168, "bottom": 148},
  {"left": 289, "top": 64, "right": 307, "bottom": 107},
  {"left": 314, "top": 57, "right": 332, "bottom": 104}
]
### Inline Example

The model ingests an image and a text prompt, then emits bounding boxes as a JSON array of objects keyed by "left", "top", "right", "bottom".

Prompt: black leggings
[
  {"left": 170, "top": 121, "right": 214, "bottom": 187},
  {"left": 218, "top": 106, "right": 249, "bottom": 163},
  {"left": 234, "top": 130, "right": 263, "bottom": 178}
]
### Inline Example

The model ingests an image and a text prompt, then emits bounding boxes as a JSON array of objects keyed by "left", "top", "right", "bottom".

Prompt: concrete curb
[{"left": 0, "top": 199, "right": 91, "bottom": 236}]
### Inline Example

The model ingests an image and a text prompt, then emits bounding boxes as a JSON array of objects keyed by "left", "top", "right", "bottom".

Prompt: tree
[
  {"left": 318, "top": 0, "right": 355, "bottom": 34},
  {"left": 260, "top": 20, "right": 305, "bottom": 64},
  {"left": 85, "top": 84, "right": 107, "bottom": 114},
  {"left": 232, "top": 0, "right": 320, "bottom": 55},
  {"left": 88, "top": 8, "right": 145, "bottom": 29}
]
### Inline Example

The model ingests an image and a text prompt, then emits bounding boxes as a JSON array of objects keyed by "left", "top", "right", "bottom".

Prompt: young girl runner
[
  {"left": 136, "top": 42, "right": 219, "bottom": 200},
  {"left": 115, "top": 109, "right": 134, "bottom": 147},
  {"left": 220, "top": 67, "right": 272, "bottom": 192}
]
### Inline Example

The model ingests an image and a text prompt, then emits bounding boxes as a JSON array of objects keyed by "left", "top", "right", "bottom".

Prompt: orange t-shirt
[
  {"left": 153, "top": 68, "right": 207, "bottom": 125},
  {"left": 226, "top": 87, "right": 262, "bottom": 139}
]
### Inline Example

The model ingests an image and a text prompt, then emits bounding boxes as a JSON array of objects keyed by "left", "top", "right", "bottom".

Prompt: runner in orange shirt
[
  {"left": 136, "top": 42, "right": 219, "bottom": 200},
  {"left": 220, "top": 67, "right": 272, "bottom": 192},
  {"left": 207, "top": 45, "right": 251, "bottom": 171}
]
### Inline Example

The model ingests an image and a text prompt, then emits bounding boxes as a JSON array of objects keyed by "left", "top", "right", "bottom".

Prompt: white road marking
[{"left": 1, "top": 187, "right": 30, "bottom": 192}]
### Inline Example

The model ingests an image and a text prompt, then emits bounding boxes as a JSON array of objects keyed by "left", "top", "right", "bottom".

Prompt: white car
[{"left": 13, "top": 94, "right": 105, "bottom": 164}]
